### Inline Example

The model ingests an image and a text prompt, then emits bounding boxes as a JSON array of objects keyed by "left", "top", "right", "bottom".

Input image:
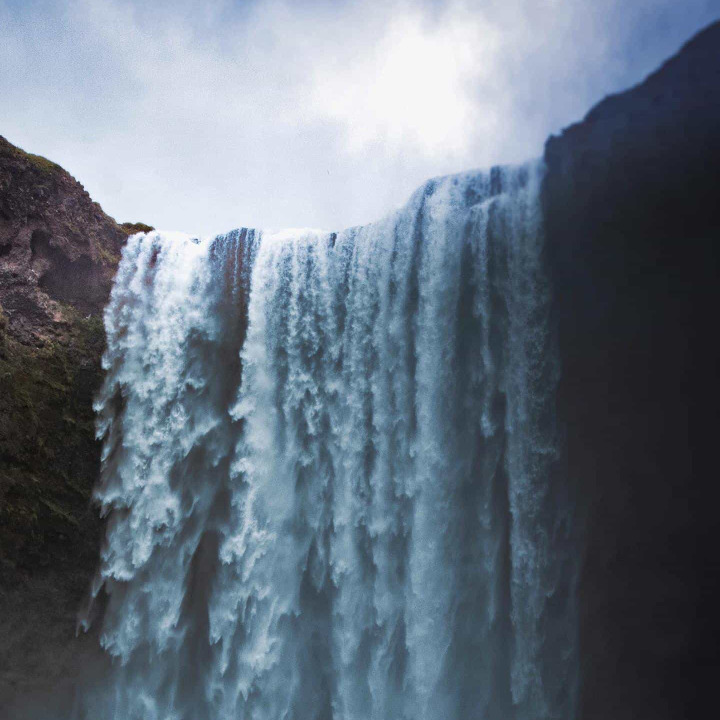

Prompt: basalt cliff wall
[{"left": 543, "top": 20, "right": 720, "bottom": 720}]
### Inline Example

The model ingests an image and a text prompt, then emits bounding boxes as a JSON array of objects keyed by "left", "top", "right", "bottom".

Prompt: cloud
[
  {"left": 307, "top": 4, "right": 499, "bottom": 158},
  {"left": 0, "top": 0, "right": 717, "bottom": 235}
]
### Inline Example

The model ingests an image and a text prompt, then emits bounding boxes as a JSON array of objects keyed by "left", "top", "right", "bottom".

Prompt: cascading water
[{"left": 75, "top": 162, "right": 577, "bottom": 720}]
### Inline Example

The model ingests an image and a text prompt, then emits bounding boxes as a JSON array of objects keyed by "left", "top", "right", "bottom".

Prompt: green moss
[
  {"left": 38, "top": 498, "right": 81, "bottom": 528},
  {"left": 24, "top": 152, "right": 63, "bottom": 175},
  {"left": 0, "top": 138, "right": 63, "bottom": 176},
  {"left": 120, "top": 221, "right": 155, "bottom": 235},
  {"left": 96, "top": 241, "right": 121, "bottom": 266},
  {"left": 0, "top": 308, "right": 105, "bottom": 577}
]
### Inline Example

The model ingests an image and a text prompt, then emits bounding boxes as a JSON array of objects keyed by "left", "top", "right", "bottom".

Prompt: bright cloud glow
[
  {"left": 311, "top": 10, "right": 498, "bottom": 157},
  {"left": 0, "top": 0, "right": 716, "bottom": 235}
]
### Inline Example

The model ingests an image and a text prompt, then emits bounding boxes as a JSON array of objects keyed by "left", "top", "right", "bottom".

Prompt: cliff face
[
  {"left": 0, "top": 137, "right": 128, "bottom": 336},
  {"left": 543, "top": 21, "right": 720, "bottom": 720},
  {"left": 0, "top": 136, "right": 151, "bottom": 712}
]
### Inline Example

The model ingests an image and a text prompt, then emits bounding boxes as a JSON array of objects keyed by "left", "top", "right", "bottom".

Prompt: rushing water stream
[{"left": 76, "top": 162, "right": 577, "bottom": 720}]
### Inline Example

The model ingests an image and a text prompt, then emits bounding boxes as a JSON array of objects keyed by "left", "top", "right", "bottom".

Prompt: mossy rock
[
  {"left": 120, "top": 221, "right": 154, "bottom": 235},
  {"left": 0, "top": 138, "right": 63, "bottom": 176},
  {"left": 0, "top": 308, "right": 105, "bottom": 582}
]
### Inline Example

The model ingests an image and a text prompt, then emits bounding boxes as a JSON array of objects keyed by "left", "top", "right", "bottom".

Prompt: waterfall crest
[{"left": 78, "top": 163, "right": 577, "bottom": 720}]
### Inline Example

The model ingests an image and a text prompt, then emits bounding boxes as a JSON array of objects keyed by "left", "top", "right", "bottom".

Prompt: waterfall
[{"left": 76, "top": 162, "right": 577, "bottom": 720}]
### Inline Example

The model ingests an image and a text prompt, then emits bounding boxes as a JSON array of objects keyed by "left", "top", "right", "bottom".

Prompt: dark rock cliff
[
  {"left": 0, "top": 136, "right": 152, "bottom": 713},
  {"left": 543, "top": 20, "right": 720, "bottom": 720}
]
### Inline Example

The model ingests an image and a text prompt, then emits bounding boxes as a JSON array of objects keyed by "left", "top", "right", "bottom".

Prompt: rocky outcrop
[
  {"left": 0, "top": 136, "right": 128, "bottom": 341},
  {"left": 543, "top": 20, "right": 720, "bottom": 720},
  {"left": 0, "top": 136, "right": 152, "bottom": 713}
]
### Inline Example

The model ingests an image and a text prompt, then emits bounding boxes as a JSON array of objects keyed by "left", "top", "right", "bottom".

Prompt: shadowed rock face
[
  {"left": 0, "top": 136, "right": 153, "bottom": 713},
  {"left": 543, "top": 20, "right": 720, "bottom": 720}
]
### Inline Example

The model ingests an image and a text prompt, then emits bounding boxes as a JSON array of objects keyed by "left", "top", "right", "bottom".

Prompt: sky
[{"left": 1, "top": 0, "right": 718, "bottom": 236}]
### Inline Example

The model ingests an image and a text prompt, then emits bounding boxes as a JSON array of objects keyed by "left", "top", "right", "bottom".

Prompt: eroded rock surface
[{"left": 0, "top": 136, "right": 152, "bottom": 713}]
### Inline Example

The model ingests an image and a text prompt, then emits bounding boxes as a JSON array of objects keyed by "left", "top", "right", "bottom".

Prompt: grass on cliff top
[
  {"left": 0, "top": 136, "right": 63, "bottom": 176},
  {"left": 120, "top": 221, "right": 155, "bottom": 235},
  {"left": 23, "top": 152, "right": 63, "bottom": 175}
]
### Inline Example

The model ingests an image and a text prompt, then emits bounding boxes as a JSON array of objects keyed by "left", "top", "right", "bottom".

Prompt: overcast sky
[{"left": 1, "top": 0, "right": 717, "bottom": 236}]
